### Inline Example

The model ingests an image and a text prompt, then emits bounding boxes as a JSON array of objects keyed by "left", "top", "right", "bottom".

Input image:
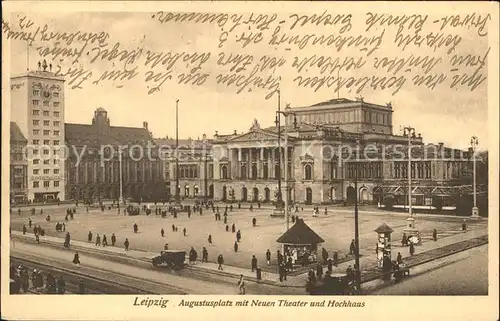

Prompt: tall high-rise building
[{"left": 10, "top": 61, "right": 66, "bottom": 202}]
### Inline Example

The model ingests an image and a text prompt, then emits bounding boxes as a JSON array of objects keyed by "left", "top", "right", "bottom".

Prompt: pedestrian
[
  {"left": 161, "top": 228, "right": 164, "bottom": 237},
  {"left": 266, "top": 249, "right": 271, "bottom": 265},
  {"left": 333, "top": 251, "right": 338, "bottom": 267},
  {"left": 133, "top": 223, "right": 138, "bottom": 233},
  {"left": 236, "top": 230, "right": 241, "bottom": 242},
  {"left": 321, "top": 248, "right": 329, "bottom": 264},
  {"left": 237, "top": 275, "right": 246, "bottom": 295},
  {"left": 316, "top": 262, "right": 323, "bottom": 280},
  {"left": 202, "top": 247, "right": 208, "bottom": 262},
  {"left": 252, "top": 217, "right": 256, "bottom": 227},
  {"left": 183, "top": 228, "right": 187, "bottom": 236},
  {"left": 396, "top": 252, "right": 403, "bottom": 264},
  {"left": 172, "top": 224, "right": 175, "bottom": 232},
  {"left": 28, "top": 218, "right": 32, "bottom": 228},
  {"left": 111, "top": 233, "right": 116, "bottom": 246},
  {"left": 102, "top": 235, "right": 108, "bottom": 247},
  {"left": 402, "top": 232, "right": 408, "bottom": 246},
  {"left": 46, "top": 272, "right": 56, "bottom": 293},
  {"left": 234, "top": 241, "right": 238, "bottom": 252},
  {"left": 223, "top": 216, "right": 227, "bottom": 224},
  {"left": 217, "top": 254, "right": 224, "bottom": 270},
  {"left": 62, "top": 223, "right": 65, "bottom": 231},
  {"left": 73, "top": 252, "right": 81, "bottom": 267},
  {"left": 409, "top": 241, "right": 415, "bottom": 256},
  {"left": 231, "top": 223, "right": 236, "bottom": 233},
  {"left": 349, "top": 239, "right": 355, "bottom": 255},
  {"left": 95, "top": 234, "right": 101, "bottom": 246},
  {"left": 78, "top": 280, "right": 85, "bottom": 294},
  {"left": 277, "top": 250, "right": 283, "bottom": 266},
  {"left": 208, "top": 234, "right": 212, "bottom": 245},
  {"left": 251, "top": 255, "right": 258, "bottom": 272},
  {"left": 124, "top": 238, "right": 130, "bottom": 251},
  {"left": 327, "top": 258, "right": 333, "bottom": 273},
  {"left": 225, "top": 225, "right": 229, "bottom": 232},
  {"left": 22, "top": 225, "right": 27, "bottom": 235},
  {"left": 462, "top": 220, "right": 467, "bottom": 232},
  {"left": 433, "top": 229, "right": 437, "bottom": 241}
]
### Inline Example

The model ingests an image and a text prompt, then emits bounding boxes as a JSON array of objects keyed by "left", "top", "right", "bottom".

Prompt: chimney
[
  {"left": 143, "top": 122, "right": 148, "bottom": 130},
  {"left": 234, "top": 129, "right": 238, "bottom": 135}
]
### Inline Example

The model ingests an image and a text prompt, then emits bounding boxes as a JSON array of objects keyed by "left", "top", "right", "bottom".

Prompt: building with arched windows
[{"left": 209, "top": 98, "right": 475, "bottom": 208}]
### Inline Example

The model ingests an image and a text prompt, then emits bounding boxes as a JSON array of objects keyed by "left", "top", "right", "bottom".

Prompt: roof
[
  {"left": 155, "top": 138, "right": 213, "bottom": 149},
  {"left": 374, "top": 223, "right": 394, "bottom": 234},
  {"left": 276, "top": 218, "right": 325, "bottom": 244},
  {"left": 10, "top": 122, "right": 27, "bottom": 143},
  {"left": 311, "top": 98, "right": 357, "bottom": 107},
  {"left": 65, "top": 123, "right": 154, "bottom": 146}
]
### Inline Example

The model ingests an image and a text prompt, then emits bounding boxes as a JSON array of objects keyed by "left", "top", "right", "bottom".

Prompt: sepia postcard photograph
[{"left": 1, "top": 1, "right": 499, "bottom": 320}]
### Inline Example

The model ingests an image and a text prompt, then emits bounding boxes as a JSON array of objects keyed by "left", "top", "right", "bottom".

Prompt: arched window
[
  {"left": 241, "top": 164, "right": 247, "bottom": 179},
  {"left": 221, "top": 165, "right": 228, "bottom": 179},
  {"left": 263, "top": 162, "right": 268, "bottom": 179},
  {"left": 184, "top": 185, "right": 190, "bottom": 197},
  {"left": 251, "top": 163, "right": 257, "bottom": 179},
  {"left": 304, "top": 164, "right": 312, "bottom": 180}
]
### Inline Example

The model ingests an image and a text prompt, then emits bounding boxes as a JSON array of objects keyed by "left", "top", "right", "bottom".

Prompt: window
[
  {"left": 263, "top": 162, "right": 268, "bottom": 179},
  {"left": 33, "top": 159, "right": 39, "bottom": 164},
  {"left": 33, "top": 181, "right": 39, "bottom": 188},
  {"left": 53, "top": 149, "right": 58, "bottom": 155},
  {"left": 304, "top": 164, "right": 312, "bottom": 180},
  {"left": 394, "top": 162, "right": 400, "bottom": 178},
  {"left": 53, "top": 102, "right": 60, "bottom": 107},
  {"left": 53, "top": 92, "right": 59, "bottom": 98},
  {"left": 33, "top": 110, "right": 40, "bottom": 116},
  {"left": 240, "top": 164, "right": 247, "bottom": 179},
  {"left": 43, "top": 120, "right": 50, "bottom": 126},
  {"left": 43, "top": 130, "right": 50, "bottom": 135},
  {"left": 33, "top": 139, "right": 40, "bottom": 145},
  {"left": 33, "top": 169, "right": 40, "bottom": 175},
  {"left": 43, "top": 140, "right": 50, "bottom": 145},
  {"left": 43, "top": 149, "right": 49, "bottom": 155},
  {"left": 53, "top": 121, "right": 60, "bottom": 126},
  {"left": 43, "top": 111, "right": 49, "bottom": 116},
  {"left": 53, "top": 159, "right": 58, "bottom": 165},
  {"left": 54, "top": 181, "right": 59, "bottom": 187},
  {"left": 54, "top": 169, "right": 59, "bottom": 174},
  {"left": 44, "top": 159, "right": 50, "bottom": 165},
  {"left": 43, "top": 101, "right": 49, "bottom": 106},
  {"left": 43, "top": 181, "right": 50, "bottom": 188},
  {"left": 53, "top": 111, "right": 60, "bottom": 117},
  {"left": 33, "top": 150, "right": 39, "bottom": 156},
  {"left": 220, "top": 165, "right": 228, "bottom": 179},
  {"left": 43, "top": 169, "right": 50, "bottom": 174},
  {"left": 54, "top": 130, "right": 60, "bottom": 136},
  {"left": 425, "top": 162, "right": 431, "bottom": 179},
  {"left": 33, "top": 90, "right": 40, "bottom": 96},
  {"left": 33, "top": 120, "right": 40, "bottom": 126},
  {"left": 53, "top": 140, "right": 60, "bottom": 145},
  {"left": 32, "top": 100, "right": 40, "bottom": 106}
]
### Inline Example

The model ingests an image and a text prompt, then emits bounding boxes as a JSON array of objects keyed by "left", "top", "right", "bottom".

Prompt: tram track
[{"left": 10, "top": 253, "right": 188, "bottom": 295}]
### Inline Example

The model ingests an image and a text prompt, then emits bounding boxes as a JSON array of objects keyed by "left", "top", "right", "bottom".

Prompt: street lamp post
[
  {"left": 275, "top": 89, "right": 284, "bottom": 210},
  {"left": 278, "top": 108, "right": 297, "bottom": 231},
  {"left": 175, "top": 99, "right": 181, "bottom": 206},
  {"left": 354, "top": 140, "right": 361, "bottom": 292},
  {"left": 470, "top": 136, "right": 480, "bottom": 218},
  {"left": 403, "top": 127, "right": 419, "bottom": 236},
  {"left": 118, "top": 148, "right": 123, "bottom": 204}
]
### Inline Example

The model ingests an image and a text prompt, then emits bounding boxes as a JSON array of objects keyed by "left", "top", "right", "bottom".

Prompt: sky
[{"left": 5, "top": 4, "right": 493, "bottom": 150}]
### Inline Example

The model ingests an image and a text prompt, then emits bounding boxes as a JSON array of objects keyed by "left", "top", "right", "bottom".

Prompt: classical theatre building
[{"left": 208, "top": 98, "right": 475, "bottom": 208}]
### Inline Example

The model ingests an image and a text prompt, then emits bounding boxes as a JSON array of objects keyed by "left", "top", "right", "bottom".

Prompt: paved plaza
[{"left": 10, "top": 203, "right": 488, "bottom": 271}]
